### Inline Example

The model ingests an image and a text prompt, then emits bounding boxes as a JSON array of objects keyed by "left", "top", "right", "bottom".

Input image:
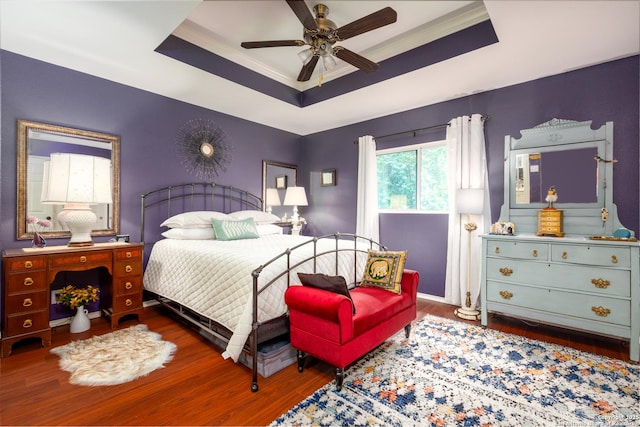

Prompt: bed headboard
[{"left": 140, "top": 182, "right": 263, "bottom": 249}]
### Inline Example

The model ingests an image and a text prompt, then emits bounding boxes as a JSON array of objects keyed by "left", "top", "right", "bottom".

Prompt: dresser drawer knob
[
  {"left": 494, "top": 247, "right": 500, "bottom": 254},
  {"left": 591, "top": 306, "right": 611, "bottom": 317},
  {"left": 22, "top": 298, "right": 33, "bottom": 307},
  {"left": 591, "top": 278, "right": 611, "bottom": 289},
  {"left": 24, "top": 260, "right": 33, "bottom": 269},
  {"left": 562, "top": 251, "right": 568, "bottom": 260},
  {"left": 125, "top": 298, "right": 133, "bottom": 307},
  {"left": 499, "top": 267, "right": 513, "bottom": 276},
  {"left": 23, "top": 277, "right": 34, "bottom": 286},
  {"left": 499, "top": 290, "right": 513, "bottom": 300},
  {"left": 23, "top": 319, "right": 33, "bottom": 328},
  {"left": 611, "top": 255, "right": 618, "bottom": 264},
  {"left": 126, "top": 251, "right": 132, "bottom": 258},
  {"left": 80, "top": 256, "right": 87, "bottom": 263},
  {"left": 125, "top": 281, "right": 133, "bottom": 290},
  {"left": 125, "top": 265, "right": 133, "bottom": 273},
  {"left": 532, "top": 249, "right": 538, "bottom": 257}
]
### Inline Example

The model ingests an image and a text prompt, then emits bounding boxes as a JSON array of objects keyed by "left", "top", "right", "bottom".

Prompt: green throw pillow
[
  {"left": 211, "top": 217, "right": 260, "bottom": 241},
  {"left": 360, "top": 250, "right": 407, "bottom": 294}
]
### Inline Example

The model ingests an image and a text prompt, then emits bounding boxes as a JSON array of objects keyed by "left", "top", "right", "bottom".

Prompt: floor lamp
[{"left": 454, "top": 188, "right": 484, "bottom": 321}]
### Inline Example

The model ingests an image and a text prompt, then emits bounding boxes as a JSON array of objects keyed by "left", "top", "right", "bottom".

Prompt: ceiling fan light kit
[{"left": 241, "top": 1, "right": 397, "bottom": 85}]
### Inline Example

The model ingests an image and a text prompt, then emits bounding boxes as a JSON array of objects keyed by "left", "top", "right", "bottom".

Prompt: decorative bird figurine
[{"left": 545, "top": 186, "right": 558, "bottom": 209}]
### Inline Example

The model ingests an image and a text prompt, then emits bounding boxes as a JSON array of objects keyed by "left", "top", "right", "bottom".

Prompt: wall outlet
[{"left": 51, "top": 289, "right": 61, "bottom": 304}]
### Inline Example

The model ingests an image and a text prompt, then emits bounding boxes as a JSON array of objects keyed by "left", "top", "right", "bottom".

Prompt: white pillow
[
  {"left": 228, "top": 210, "right": 280, "bottom": 224},
  {"left": 161, "top": 227, "right": 216, "bottom": 240},
  {"left": 161, "top": 211, "right": 229, "bottom": 229},
  {"left": 256, "top": 224, "right": 283, "bottom": 236}
]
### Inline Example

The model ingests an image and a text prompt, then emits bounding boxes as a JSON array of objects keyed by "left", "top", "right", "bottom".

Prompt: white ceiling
[{"left": 1, "top": 1, "right": 638, "bottom": 136}]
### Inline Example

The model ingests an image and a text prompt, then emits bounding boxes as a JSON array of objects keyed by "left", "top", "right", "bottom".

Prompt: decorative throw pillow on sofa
[
  {"left": 360, "top": 250, "right": 407, "bottom": 294},
  {"left": 297, "top": 273, "right": 356, "bottom": 314}
]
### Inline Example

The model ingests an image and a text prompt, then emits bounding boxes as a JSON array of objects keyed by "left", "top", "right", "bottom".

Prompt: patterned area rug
[
  {"left": 271, "top": 315, "right": 639, "bottom": 426},
  {"left": 50, "top": 324, "right": 176, "bottom": 386}
]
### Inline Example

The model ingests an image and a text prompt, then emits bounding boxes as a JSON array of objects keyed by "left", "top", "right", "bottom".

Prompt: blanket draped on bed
[{"left": 143, "top": 234, "right": 368, "bottom": 362}]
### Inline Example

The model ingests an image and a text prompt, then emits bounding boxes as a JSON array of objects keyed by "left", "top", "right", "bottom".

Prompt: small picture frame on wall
[
  {"left": 321, "top": 169, "right": 336, "bottom": 187},
  {"left": 275, "top": 175, "right": 288, "bottom": 189}
]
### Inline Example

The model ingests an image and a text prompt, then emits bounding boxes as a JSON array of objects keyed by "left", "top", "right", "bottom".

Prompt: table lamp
[
  {"left": 265, "top": 188, "right": 281, "bottom": 214},
  {"left": 283, "top": 186, "right": 308, "bottom": 226}
]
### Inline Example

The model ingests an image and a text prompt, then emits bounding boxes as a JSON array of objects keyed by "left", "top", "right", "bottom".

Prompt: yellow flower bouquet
[{"left": 58, "top": 285, "right": 100, "bottom": 309}]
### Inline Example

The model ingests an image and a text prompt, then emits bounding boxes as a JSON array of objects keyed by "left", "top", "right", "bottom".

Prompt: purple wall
[
  {"left": 1, "top": 50, "right": 638, "bottom": 301},
  {"left": 1, "top": 51, "right": 301, "bottom": 251},
  {"left": 301, "top": 56, "right": 639, "bottom": 296}
]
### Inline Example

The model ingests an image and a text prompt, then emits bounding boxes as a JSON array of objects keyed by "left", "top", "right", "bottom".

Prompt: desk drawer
[
  {"left": 114, "top": 260, "right": 142, "bottom": 277},
  {"left": 487, "top": 241, "right": 548, "bottom": 260},
  {"left": 486, "top": 281, "right": 630, "bottom": 326},
  {"left": 5, "top": 310, "right": 49, "bottom": 336},
  {"left": 4, "top": 256, "right": 46, "bottom": 272},
  {"left": 113, "top": 293, "right": 142, "bottom": 312},
  {"left": 115, "top": 246, "right": 142, "bottom": 261},
  {"left": 49, "top": 251, "right": 112, "bottom": 269},
  {"left": 5, "top": 271, "right": 47, "bottom": 294},
  {"left": 551, "top": 244, "right": 630, "bottom": 268},
  {"left": 6, "top": 292, "right": 48, "bottom": 313},
  {"left": 113, "top": 276, "right": 142, "bottom": 295}
]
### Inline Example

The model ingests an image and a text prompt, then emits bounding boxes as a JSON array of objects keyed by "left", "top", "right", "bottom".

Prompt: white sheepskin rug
[{"left": 50, "top": 324, "right": 176, "bottom": 386}]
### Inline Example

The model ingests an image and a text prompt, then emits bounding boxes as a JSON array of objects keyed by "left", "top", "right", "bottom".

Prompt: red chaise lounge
[{"left": 284, "top": 269, "right": 419, "bottom": 390}]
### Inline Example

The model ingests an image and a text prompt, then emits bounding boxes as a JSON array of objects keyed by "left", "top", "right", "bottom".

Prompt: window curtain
[
  {"left": 444, "top": 114, "right": 490, "bottom": 308},
  {"left": 356, "top": 135, "right": 379, "bottom": 243}
]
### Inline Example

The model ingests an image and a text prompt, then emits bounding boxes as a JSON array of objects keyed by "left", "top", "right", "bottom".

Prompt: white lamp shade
[
  {"left": 456, "top": 188, "right": 484, "bottom": 215},
  {"left": 265, "top": 188, "right": 281, "bottom": 206},
  {"left": 41, "top": 153, "right": 112, "bottom": 204},
  {"left": 283, "top": 186, "right": 308, "bottom": 207}
]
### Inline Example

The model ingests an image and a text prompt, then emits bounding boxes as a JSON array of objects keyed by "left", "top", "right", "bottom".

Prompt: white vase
[{"left": 70, "top": 305, "right": 90, "bottom": 333}]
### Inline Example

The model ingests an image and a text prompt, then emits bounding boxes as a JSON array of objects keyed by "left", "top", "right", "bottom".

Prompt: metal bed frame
[{"left": 140, "top": 182, "right": 385, "bottom": 391}]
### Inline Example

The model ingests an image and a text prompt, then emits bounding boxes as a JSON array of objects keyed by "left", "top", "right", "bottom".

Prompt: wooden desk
[{"left": 2, "top": 242, "right": 143, "bottom": 357}]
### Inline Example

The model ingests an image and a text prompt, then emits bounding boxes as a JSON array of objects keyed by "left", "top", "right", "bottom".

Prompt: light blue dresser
[{"left": 481, "top": 119, "right": 639, "bottom": 362}]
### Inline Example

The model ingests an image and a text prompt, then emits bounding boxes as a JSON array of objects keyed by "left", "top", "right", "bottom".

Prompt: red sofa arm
[
  {"left": 401, "top": 269, "right": 419, "bottom": 302},
  {"left": 284, "top": 285, "right": 354, "bottom": 323}
]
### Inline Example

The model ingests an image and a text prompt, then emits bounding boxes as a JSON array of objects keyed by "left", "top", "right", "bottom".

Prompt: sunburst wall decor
[{"left": 176, "top": 118, "right": 232, "bottom": 180}]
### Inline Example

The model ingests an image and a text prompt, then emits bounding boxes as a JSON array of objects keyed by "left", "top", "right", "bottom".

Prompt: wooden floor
[{"left": 0, "top": 299, "right": 632, "bottom": 426}]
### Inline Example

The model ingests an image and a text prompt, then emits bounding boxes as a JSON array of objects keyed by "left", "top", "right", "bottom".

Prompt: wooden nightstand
[{"left": 1, "top": 242, "right": 144, "bottom": 357}]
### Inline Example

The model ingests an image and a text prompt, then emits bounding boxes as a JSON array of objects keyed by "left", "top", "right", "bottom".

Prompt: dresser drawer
[
  {"left": 114, "top": 246, "right": 142, "bottom": 261},
  {"left": 4, "top": 256, "right": 46, "bottom": 272},
  {"left": 551, "top": 244, "right": 630, "bottom": 268},
  {"left": 114, "top": 260, "right": 142, "bottom": 277},
  {"left": 49, "top": 251, "right": 112, "bottom": 269},
  {"left": 112, "top": 293, "right": 143, "bottom": 312},
  {"left": 5, "top": 311, "right": 49, "bottom": 336},
  {"left": 5, "top": 271, "right": 47, "bottom": 294},
  {"left": 486, "top": 281, "right": 630, "bottom": 326},
  {"left": 6, "top": 292, "right": 48, "bottom": 313},
  {"left": 486, "top": 258, "right": 630, "bottom": 297},
  {"left": 113, "top": 276, "right": 142, "bottom": 295},
  {"left": 487, "top": 240, "right": 548, "bottom": 260}
]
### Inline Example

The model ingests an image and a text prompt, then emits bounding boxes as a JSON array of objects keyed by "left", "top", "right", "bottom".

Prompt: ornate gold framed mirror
[{"left": 16, "top": 120, "right": 120, "bottom": 240}]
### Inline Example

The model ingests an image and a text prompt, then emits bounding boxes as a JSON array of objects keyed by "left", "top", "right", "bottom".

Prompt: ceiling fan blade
[
  {"left": 333, "top": 47, "right": 379, "bottom": 73},
  {"left": 286, "top": 0, "right": 318, "bottom": 30},
  {"left": 297, "top": 55, "right": 319, "bottom": 81},
  {"left": 241, "top": 40, "right": 305, "bottom": 49},
  {"left": 336, "top": 7, "right": 397, "bottom": 40}
]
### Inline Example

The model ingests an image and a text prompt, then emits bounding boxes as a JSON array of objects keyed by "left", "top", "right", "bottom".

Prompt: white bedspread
[{"left": 143, "top": 234, "right": 369, "bottom": 362}]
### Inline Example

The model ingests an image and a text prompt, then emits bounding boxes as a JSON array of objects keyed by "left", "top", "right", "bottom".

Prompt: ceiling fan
[{"left": 241, "top": 1, "right": 397, "bottom": 83}]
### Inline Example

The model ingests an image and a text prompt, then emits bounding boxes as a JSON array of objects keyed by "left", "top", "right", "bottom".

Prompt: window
[{"left": 377, "top": 141, "right": 448, "bottom": 212}]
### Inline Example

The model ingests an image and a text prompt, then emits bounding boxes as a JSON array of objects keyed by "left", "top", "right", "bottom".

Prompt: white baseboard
[
  {"left": 49, "top": 300, "right": 158, "bottom": 328},
  {"left": 417, "top": 292, "right": 446, "bottom": 303}
]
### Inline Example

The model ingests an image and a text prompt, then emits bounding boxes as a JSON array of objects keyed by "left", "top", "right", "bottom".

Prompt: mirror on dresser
[
  {"left": 16, "top": 120, "right": 120, "bottom": 240},
  {"left": 499, "top": 118, "right": 625, "bottom": 236},
  {"left": 262, "top": 160, "right": 297, "bottom": 220}
]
